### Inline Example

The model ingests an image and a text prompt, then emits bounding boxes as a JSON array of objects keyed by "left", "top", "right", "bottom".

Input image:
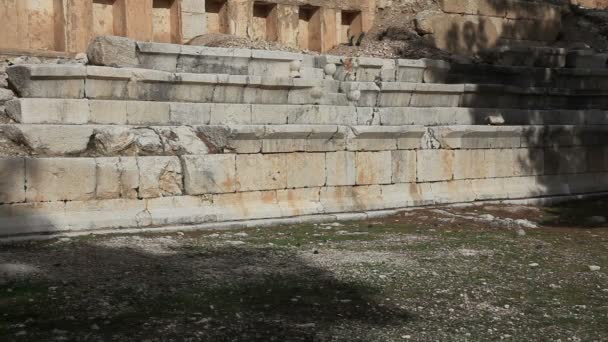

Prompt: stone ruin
[{"left": 1, "top": 0, "right": 608, "bottom": 239}]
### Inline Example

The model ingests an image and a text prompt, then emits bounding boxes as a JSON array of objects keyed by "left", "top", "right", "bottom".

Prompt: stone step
[
  {"left": 2, "top": 172, "right": 608, "bottom": 237},
  {"left": 6, "top": 64, "right": 339, "bottom": 105},
  {"left": 2, "top": 123, "right": 607, "bottom": 158},
  {"left": 445, "top": 63, "right": 608, "bottom": 90},
  {"left": 481, "top": 46, "right": 567, "bottom": 68},
  {"left": 88, "top": 36, "right": 313, "bottom": 77},
  {"left": 0, "top": 123, "right": 429, "bottom": 157},
  {"left": 348, "top": 82, "right": 608, "bottom": 110},
  {"left": 7, "top": 98, "right": 608, "bottom": 126}
]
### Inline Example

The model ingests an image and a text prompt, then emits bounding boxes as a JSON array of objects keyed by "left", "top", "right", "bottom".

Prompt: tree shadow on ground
[{"left": 1, "top": 240, "right": 414, "bottom": 341}]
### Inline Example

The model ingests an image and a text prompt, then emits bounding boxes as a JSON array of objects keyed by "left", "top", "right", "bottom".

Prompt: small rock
[
  {"left": 234, "top": 232, "right": 249, "bottom": 237},
  {"left": 15, "top": 331, "right": 27, "bottom": 336},
  {"left": 227, "top": 241, "right": 245, "bottom": 246},
  {"left": 176, "top": 232, "right": 185, "bottom": 236},
  {"left": 589, "top": 265, "right": 601, "bottom": 272},
  {"left": 529, "top": 263, "right": 539, "bottom": 268},
  {"left": 515, "top": 219, "right": 537, "bottom": 229},
  {"left": 90, "top": 324, "right": 99, "bottom": 330},
  {"left": 516, "top": 229, "right": 526, "bottom": 237}
]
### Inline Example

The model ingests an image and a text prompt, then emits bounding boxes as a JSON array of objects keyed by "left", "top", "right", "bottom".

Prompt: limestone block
[
  {"left": 126, "top": 101, "right": 171, "bottom": 125},
  {"left": 137, "top": 156, "right": 183, "bottom": 198},
  {"left": 182, "top": 12, "right": 207, "bottom": 41},
  {"left": 236, "top": 154, "right": 287, "bottom": 191},
  {"left": 356, "top": 151, "right": 392, "bottom": 185},
  {"left": 513, "top": 149, "right": 544, "bottom": 176},
  {"left": 5, "top": 99, "right": 90, "bottom": 124},
  {"left": 170, "top": 103, "right": 211, "bottom": 125},
  {"left": 6, "top": 65, "right": 86, "bottom": 98},
  {"left": 25, "top": 158, "right": 96, "bottom": 202},
  {"left": 471, "top": 177, "right": 507, "bottom": 200},
  {"left": 285, "top": 153, "right": 326, "bottom": 188},
  {"left": 410, "top": 84, "right": 463, "bottom": 107},
  {"left": 306, "top": 126, "right": 347, "bottom": 152},
  {"left": 251, "top": 104, "right": 289, "bottom": 125},
  {"left": 209, "top": 103, "right": 252, "bottom": 125},
  {"left": 453, "top": 149, "right": 488, "bottom": 180},
  {"left": 90, "top": 100, "right": 128, "bottom": 124},
  {"left": 87, "top": 36, "right": 139, "bottom": 68},
  {"left": 428, "top": 180, "right": 476, "bottom": 204},
  {"left": 95, "top": 157, "right": 140, "bottom": 199},
  {"left": 0, "top": 157, "right": 25, "bottom": 204},
  {"left": 320, "top": 185, "right": 384, "bottom": 213},
  {"left": 227, "top": 125, "right": 264, "bottom": 153},
  {"left": 277, "top": 188, "right": 323, "bottom": 217},
  {"left": 381, "top": 183, "right": 424, "bottom": 208},
  {"left": 392, "top": 150, "right": 416, "bottom": 183},
  {"left": 503, "top": 176, "right": 544, "bottom": 199},
  {"left": 417, "top": 150, "right": 454, "bottom": 182},
  {"left": 213, "top": 190, "right": 281, "bottom": 221},
  {"left": 262, "top": 126, "right": 308, "bottom": 153},
  {"left": 146, "top": 196, "right": 216, "bottom": 227},
  {"left": 396, "top": 60, "right": 425, "bottom": 83},
  {"left": 182, "top": 154, "right": 236, "bottom": 195},
  {"left": 326, "top": 151, "right": 356, "bottom": 186},
  {"left": 1, "top": 124, "right": 94, "bottom": 157},
  {"left": 347, "top": 126, "right": 397, "bottom": 151},
  {"left": 544, "top": 147, "right": 587, "bottom": 175},
  {"left": 439, "top": 0, "right": 478, "bottom": 15}
]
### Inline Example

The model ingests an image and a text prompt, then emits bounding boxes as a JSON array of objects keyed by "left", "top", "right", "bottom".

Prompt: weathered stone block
[
  {"left": 137, "top": 156, "right": 183, "bottom": 198},
  {"left": 0, "top": 157, "right": 25, "bottom": 204},
  {"left": 182, "top": 154, "right": 237, "bottom": 195},
  {"left": 355, "top": 151, "right": 392, "bottom": 185},
  {"left": 90, "top": 100, "right": 128, "bottom": 124},
  {"left": 87, "top": 36, "right": 139, "bottom": 68},
  {"left": 6, "top": 99, "right": 90, "bottom": 124},
  {"left": 95, "top": 157, "right": 140, "bottom": 200},
  {"left": 286, "top": 153, "right": 326, "bottom": 188},
  {"left": 391, "top": 150, "right": 416, "bottom": 183},
  {"left": 326, "top": 151, "right": 356, "bottom": 186},
  {"left": 6, "top": 65, "right": 85, "bottom": 98},
  {"left": 277, "top": 188, "right": 323, "bottom": 216},
  {"left": 236, "top": 154, "right": 287, "bottom": 191},
  {"left": 25, "top": 158, "right": 96, "bottom": 202},
  {"left": 417, "top": 150, "right": 454, "bottom": 182}
]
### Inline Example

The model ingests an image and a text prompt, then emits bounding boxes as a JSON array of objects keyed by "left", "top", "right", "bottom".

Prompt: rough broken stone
[
  {"left": 137, "top": 157, "right": 183, "bottom": 198},
  {"left": 87, "top": 36, "right": 139, "bottom": 68},
  {"left": 183, "top": 154, "right": 237, "bottom": 195}
]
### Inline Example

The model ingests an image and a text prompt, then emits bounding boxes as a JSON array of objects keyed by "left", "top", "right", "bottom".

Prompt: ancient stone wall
[
  {"left": 0, "top": 0, "right": 374, "bottom": 56},
  {"left": 416, "top": 0, "right": 563, "bottom": 55},
  {"left": 1, "top": 36, "right": 607, "bottom": 239}
]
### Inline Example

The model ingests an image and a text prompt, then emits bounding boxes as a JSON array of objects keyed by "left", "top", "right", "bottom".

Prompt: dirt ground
[{"left": 1, "top": 198, "right": 607, "bottom": 341}]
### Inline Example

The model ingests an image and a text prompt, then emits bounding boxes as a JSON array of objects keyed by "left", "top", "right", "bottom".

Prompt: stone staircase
[{"left": 1, "top": 36, "right": 607, "bottom": 239}]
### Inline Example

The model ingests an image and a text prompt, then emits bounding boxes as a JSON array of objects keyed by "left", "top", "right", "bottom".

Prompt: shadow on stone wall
[
  {"left": 1, "top": 242, "right": 413, "bottom": 340},
  {"left": 438, "top": 0, "right": 563, "bottom": 56}
]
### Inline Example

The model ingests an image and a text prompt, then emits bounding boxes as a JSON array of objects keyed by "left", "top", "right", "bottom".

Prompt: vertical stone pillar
[
  {"left": 124, "top": 0, "right": 153, "bottom": 41},
  {"left": 62, "top": 0, "right": 94, "bottom": 53},
  {"left": 321, "top": 7, "right": 337, "bottom": 52},
  {"left": 181, "top": 0, "right": 206, "bottom": 42},
  {"left": 276, "top": 4, "right": 298, "bottom": 47},
  {"left": 227, "top": 0, "right": 251, "bottom": 37},
  {"left": 0, "top": 0, "right": 28, "bottom": 50}
]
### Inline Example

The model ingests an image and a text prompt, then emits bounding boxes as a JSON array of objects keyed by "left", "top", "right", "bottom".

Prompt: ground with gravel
[{"left": 1, "top": 198, "right": 607, "bottom": 341}]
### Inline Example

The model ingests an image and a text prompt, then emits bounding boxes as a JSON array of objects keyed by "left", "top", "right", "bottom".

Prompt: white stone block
[
  {"left": 392, "top": 150, "right": 416, "bottom": 183},
  {"left": 0, "top": 157, "right": 25, "bottom": 204},
  {"left": 25, "top": 158, "right": 96, "bottom": 202},
  {"left": 286, "top": 153, "right": 326, "bottom": 188},
  {"left": 417, "top": 150, "right": 454, "bottom": 182},
  {"left": 90, "top": 100, "right": 127, "bottom": 124},
  {"left": 137, "top": 156, "right": 183, "bottom": 199},
  {"left": 182, "top": 154, "right": 237, "bottom": 195},
  {"left": 236, "top": 154, "right": 287, "bottom": 191},
  {"left": 325, "top": 151, "right": 356, "bottom": 186},
  {"left": 6, "top": 98, "right": 90, "bottom": 124},
  {"left": 356, "top": 151, "right": 392, "bottom": 185}
]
